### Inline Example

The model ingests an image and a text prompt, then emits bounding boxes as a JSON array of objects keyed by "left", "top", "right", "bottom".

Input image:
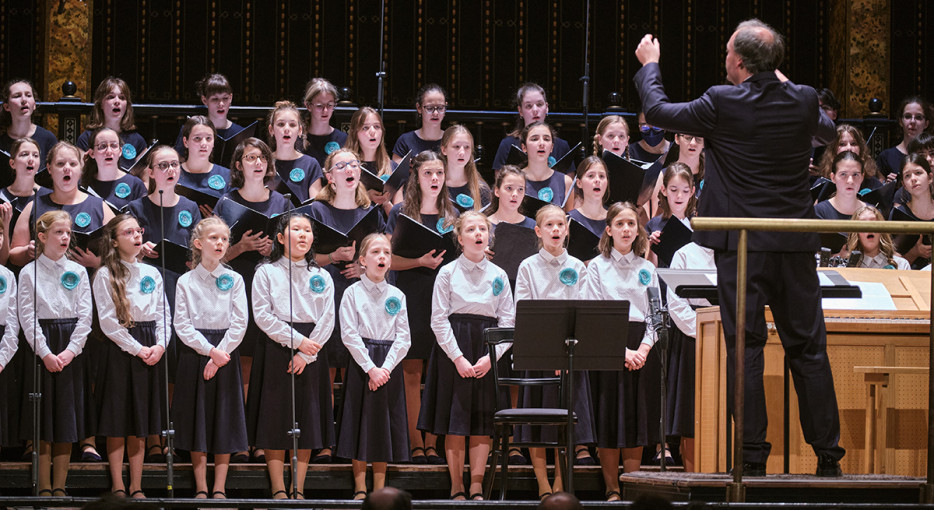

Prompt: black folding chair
[{"left": 483, "top": 327, "right": 576, "bottom": 500}]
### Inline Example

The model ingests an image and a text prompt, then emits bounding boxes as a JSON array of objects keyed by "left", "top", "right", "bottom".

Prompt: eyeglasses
[
  {"left": 313, "top": 102, "right": 336, "bottom": 111},
  {"left": 904, "top": 113, "right": 927, "bottom": 122},
  {"left": 638, "top": 124, "right": 655, "bottom": 132},
  {"left": 680, "top": 135, "right": 703, "bottom": 143},
  {"left": 95, "top": 142, "right": 120, "bottom": 151},
  {"left": 242, "top": 153, "right": 267, "bottom": 163},
  {"left": 331, "top": 160, "right": 360, "bottom": 171},
  {"left": 421, "top": 105, "right": 446, "bottom": 114},
  {"left": 119, "top": 227, "right": 145, "bottom": 237},
  {"left": 153, "top": 160, "right": 181, "bottom": 171}
]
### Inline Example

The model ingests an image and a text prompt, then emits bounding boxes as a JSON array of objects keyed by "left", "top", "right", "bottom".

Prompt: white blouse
[
  {"left": 20, "top": 254, "right": 93, "bottom": 358},
  {"left": 0, "top": 265, "right": 19, "bottom": 368},
  {"left": 514, "top": 248, "right": 587, "bottom": 301},
  {"left": 252, "top": 257, "right": 335, "bottom": 363},
  {"left": 431, "top": 255, "right": 516, "bottom": 361},
  {"left": 92, "top": 260, "right": 170, "bottom": 355},
  {"left": 666, "top": 242, "right": 716, "bottom": 338},
  {"left": 580, "top": 248, "right": 658, "bottom": 346},
  {"left": 174, "top": 263, "right": 248, "bottom": 356},
  {"left": 861, "top": 252, "right": 911, "bottom": 270},
  {"left": 339, "top": 274, "right": 411, "bottom": 373}
]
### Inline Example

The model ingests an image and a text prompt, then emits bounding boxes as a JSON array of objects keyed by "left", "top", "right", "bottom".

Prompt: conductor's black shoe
[
  {"left": 816, "top": 454, "right": 842, "bottom": 477},
  {"left": 731, "top": 462, "right": 766, "bottom": 477}
]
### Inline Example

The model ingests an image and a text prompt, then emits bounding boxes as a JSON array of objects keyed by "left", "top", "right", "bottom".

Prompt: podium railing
[{"left": 690, "top": 217, "right": 934, "bottom": 503}]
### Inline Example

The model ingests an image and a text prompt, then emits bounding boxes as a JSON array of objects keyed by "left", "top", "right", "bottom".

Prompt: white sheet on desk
[
  {"left": 704, "top": 271, "right": 836, "bottom": 287},
  {"left": 822, "top": 281, "right": 896, "bottom": 310}
]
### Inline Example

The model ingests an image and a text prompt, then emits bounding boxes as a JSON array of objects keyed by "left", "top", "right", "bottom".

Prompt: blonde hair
[
  {"left": 189, "top": 217, "right": 231, "bottom": 268},
  {"left": 35, "top": 210, "right": 72, "bottom": 256},
  {"left": 265, "top": 100, "right": 304, "bottom": 151},
  {"left": 598, "top": 202, "right": 647, "bottom": 257},
  {"left": 315, "top": 148, "right": 372, "bottom": 207},
  {"left": 846, "top": 204, "right": 898, "bottom": 267},
  {"left": 454, "top": 210, "right": 492, "bottom": 249},
  {"left": 359, "top": 232, "right": 391, "bottom": 261},
  {"left": 144, "top": 145, "right": 180, "bottom": 193},
  {"left": 99, "top": 214, "right": 136, "bottom": 328},
  {"left": 440, "top": 124, "right": 490, "bottom": 210},
  {"left": 534, "top": 204, "right": 568, "bottom": 249},
  {"left": 593, "top": 115, "right": 630, "bottom": 155}
]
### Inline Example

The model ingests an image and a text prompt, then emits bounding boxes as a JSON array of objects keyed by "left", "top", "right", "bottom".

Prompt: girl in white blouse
[
  {"left": 580, "top": 201, "right": 660, "bottom": 501},
  {"left": 418, "top": 211, "right": 516, "bottom": 501},
  {"left": 247, "top": 213, "right": 335, "bottom": 500},
  {"left": 19, "top": 210, "right": 92, "bottom": 496},
  {"left": 172, "top": 217, "right": 248, "bottom": 500},
  {"left": 336, "top": 233, "right": 412, "bottom": 499},
  {"left": 0, "top": 219, "right": 18, "bottom": 448},
  {"left": 92, "top": 213, "right": 169, "bottom": 499}
]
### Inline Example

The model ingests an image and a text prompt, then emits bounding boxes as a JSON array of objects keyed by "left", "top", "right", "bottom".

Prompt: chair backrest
[{"left": 485, "top": 326, "right": 562, "bottom": 395}]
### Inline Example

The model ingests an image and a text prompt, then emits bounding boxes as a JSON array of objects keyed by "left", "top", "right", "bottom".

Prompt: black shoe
[
  {"left": 816, "top": 454, "right": 842, "bottom": 477},
  {"left": 732, "top": 462, "right": 766, "bottom": 477},
  {"left": 507, "top": 447, "right": 528, "bottom": 465}
]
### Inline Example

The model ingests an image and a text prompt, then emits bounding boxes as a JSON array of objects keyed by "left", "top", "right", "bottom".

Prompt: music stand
[{"left": 513, "top": 299, "right": 630, "bottom": 494}]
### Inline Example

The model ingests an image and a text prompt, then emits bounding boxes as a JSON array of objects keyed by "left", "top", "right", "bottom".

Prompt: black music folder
[
  {"left": 212, "top": 121, "right": 257, "bottom": 167},
  {"left": 120, "top": 140, "right": 159, "bottom": 177},
  {"left": 651, "top": 217, "right": 693, "bottom": 267},
  {"left": 309, "top": 206, "right": 381, "bottom": 257},
  {"left": 490, "top": 221, "right": 539, "bottom": 281},
  {"left": 175, "top": 183, "right": 222, "bottom": 209},
  {"left": 551, "top": 142, "right": 581, "bottom": 174},
  {"left": 602, "top": 149, "right": 662, "bottom": 206},
  {"left": 217, "top": 196, "right": 281, "bottom": 242},
  {"left": 819, "top": 232, "right": 848, "bottom": 254},
  {"left": 71, "top": 225, "right": 106, "bottom": 255},
  {"left": 890, "top": 206, "right": 931, "bottom": 255},
  {"left": 150, "top": 239, "right": 191, "bottom": 274},
  {"left": 519, "top": 183, "right": 574, "bottom": 219},
  {"left": 566, "top": 217, "right": 601, "bottom": 261},
  {"left": 390, "top": 213, "right": 458, "bottom": 262},
  {"left": 505, "top": 144, "right": 527, "bottom": 167}
]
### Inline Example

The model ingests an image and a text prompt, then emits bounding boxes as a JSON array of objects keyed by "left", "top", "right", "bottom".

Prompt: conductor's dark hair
[
  {"left": 362, "top": 487, "right": 412, "bottom": 510},
  {"left": 732, "top": 19, "right": 785, "bottom": 74},
  {"left": 268, "top": 212, "right": 318, "bottom": 270},
  {"left": 818, "top": 88, "right": 841, "bottom": 112},
  {"left": 538, "top": 492, "right": 583, "bottom": 510}
]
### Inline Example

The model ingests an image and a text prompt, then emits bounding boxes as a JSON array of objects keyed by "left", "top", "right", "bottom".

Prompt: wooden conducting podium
[{"left": 693, "top": 268, "right": 931, "bottom": 476}]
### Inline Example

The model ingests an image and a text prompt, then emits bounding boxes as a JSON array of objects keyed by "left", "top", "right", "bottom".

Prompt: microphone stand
[
  {"left": 648, "top": 287, "right": 669, "bottom": 471},
  {"left": 579, "top": 0, "right": 592, "bottom": 157},
  {"left": 282, "top": 194, "right": 301, "bottom": 499},
  {"left": 375, "top": 0, "right": 387, "bottom": 118},
  {"left": 158, "top": 190, "right": 175, "bottom": 497},
  {"left": 30, "top": 193, "right": 40, "bottom": 495}
]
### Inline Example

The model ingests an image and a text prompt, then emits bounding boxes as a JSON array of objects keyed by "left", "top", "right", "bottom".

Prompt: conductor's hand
[
  {"left": 635, "top": 34, "right": 661, "bottom": 65},
  {"left": 288, "top": 354, "right": 307, "bottom": 375},
  {"left": 472, "top": 354, "right": 492, "bottom": 378},
  {"left": 42, "top": 353, "right": 64, "bottom": 373},
  {"left": 367, "top": 367, "right": 391, "bottom": 391},
  {"left": 298, "top": 337, "right": 322, "bottom": 357},
  {"left": 209, "top": 347, "right": 230, "bottom": 368},
  {"left": 418, "top": 249, "right": 446, "bottom": 270},
  {"left": 454, "top": 356, "right": 476, "bottom": 379}
]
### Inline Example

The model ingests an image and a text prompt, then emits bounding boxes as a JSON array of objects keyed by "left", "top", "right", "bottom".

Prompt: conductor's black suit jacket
[{"left": 634, "top": 63, "right": 836, "bottom": 252}]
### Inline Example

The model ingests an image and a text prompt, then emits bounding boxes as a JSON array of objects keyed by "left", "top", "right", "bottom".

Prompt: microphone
[
  {"left": 846, "top": 250, "right": 863, "bottom": 268},
  {"left": 819, "top": 247, "right": 831, "bottom": 267},
  {"left": 647, "top": 286, "right": 668, "bottom": 351}
]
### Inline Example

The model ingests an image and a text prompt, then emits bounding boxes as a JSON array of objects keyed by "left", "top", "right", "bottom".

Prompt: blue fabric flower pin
[
  {"left": 178, "top": 210, "right": 193, "bottom": 228},
  {"left": 74, "top": 212, "right": 91, "bottom": 228},
  {"left": 140, "top": 275, "right": 156, "bottom": 294},
  {"left": 60, "top": 271, "right": 80, "bottom": 290},
  {"left": 0, "top": 275, "right": 7, "bottom": 294},
  {"left": 537, "top": 187, "right": 554, "bottom": 202},
  {"left": 290, "top": 167, "right": 305, "bottom": 182},
  {"left": 455, "top": 193, "right": 474, "bottom": 209},
  {"left": 547, "top": 156, "right": 557, "bottom": 168},
  {"left": 309, "top": 274, "right": 327, "bottom": 294},
  {"left": 121, "top": 143, "right": 137, "bottom": 160},
  {"left": 385, "top": 296, "right": 402, "bottom": 316},
  {"left": 208, "top": 174, "right": 226, "bottom": 190},
  {"left": 216, "top": 273, "right": 234, "bottom": 291},
  {"left": 559, "top": 267, "right": 578, "bottom": 286},
  {"left": 114, "top": 182, "right": 132, "bottom": 199},
  {"left": 436, "top": 218, "right": 454, "bottom": 234},
  {"left": 492, "top": 276, "right": 505, "bottom": 296},
  {"left": 638, "top": 268, "right": 651, "bottom": 286},
  {"left": 325, "top": 141, "right": 340, "bottom": 154}
]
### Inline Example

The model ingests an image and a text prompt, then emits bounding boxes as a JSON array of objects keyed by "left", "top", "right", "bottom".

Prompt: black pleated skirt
[
  {"left": 395, "top": 268, "right": 436, "bottom": 360},
  {"left": 0, "top": 327, "right": 24, "bottom": 446},
  {"left": 97, "top": 321, "right": 166, "bottom": 438},
  {"left": 515, "top": 370, "right": 596, "bottom": 445},
  {"left": 666, "top": 328, "right": 695, "bottom": 438},
  {"left": 336, "top": 339, "right": 410, "bottom": 462},
  {"left": 19, "top": 318, "right": 95, "bottom": 443},
  {"left": 591, "top": 322, "right": 662, "bottom": 448},
  {"left": 322, "top": 266, "right": 353, "bottom": 368},
  {"left": 172, "top": 329, "right": 248, "bottom": 454},
  {"left": 417, "top": 314, "right": 498, "bottom": 437},
  {"left": 246, "top": 322, "right": 335, "bottom": 450}
]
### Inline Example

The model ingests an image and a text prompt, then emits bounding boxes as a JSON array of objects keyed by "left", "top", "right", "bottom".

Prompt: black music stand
[{"left": 513, "top": 300, "right": 630, "bottom": 494}]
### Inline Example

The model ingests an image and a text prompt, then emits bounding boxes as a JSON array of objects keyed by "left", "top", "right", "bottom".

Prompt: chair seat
[{"left": 493, "top": 408, "right": 577, "bottom": 425}]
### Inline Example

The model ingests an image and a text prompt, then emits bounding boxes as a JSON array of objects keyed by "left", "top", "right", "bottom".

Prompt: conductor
[{"left": 633, "top": 19, "right": 845, "bottom": 476}]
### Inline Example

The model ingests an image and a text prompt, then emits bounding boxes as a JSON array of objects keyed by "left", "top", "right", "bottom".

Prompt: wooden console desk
[{"left": 694, "top": 268, "right": 931, "bottom": 476}]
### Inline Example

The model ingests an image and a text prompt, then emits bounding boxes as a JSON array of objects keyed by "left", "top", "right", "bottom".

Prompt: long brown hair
[
  {"left": 817, "top": 124, "right": 880, "bottom": 180},
  {"left": 440, "top": 124, "right": 489, "bottom": 210},
  {"left": 86, "top": 77, "right": 137, "bottom": 132},
  {"left": 598, "top": 202, "right": 647, "bottom": 258},
  {"left": 486, "top": 165, "right": 526, "bottom": 215},
  {"left": 508, "top": 83, "right": 547, "bottom": 138},
  {"left": 401, "top": 150, "right": 457, "bottom": 230},
  {"left": 99, "top": 213, "right": 137, "bottom": 328},
  {"left": 265, "top": 100, "right": 304, "bottom": 151},
  {"left": 344, "top": 106, "right": 392, "bottom": 175},
  {"left": 658, "top": 162, "right": 697, "bottom": 220}
]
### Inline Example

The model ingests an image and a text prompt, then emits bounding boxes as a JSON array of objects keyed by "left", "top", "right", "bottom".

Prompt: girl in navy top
[
  {"left": 522, "top": 122, "right": 575, "bottom": 211},
  {"left": 891, "top": 154, "right": 934, "bottom": 268},
  {"left": 441, "top": 124, "right": 491, "bottom": 212},
  {"left": 593, "top": 115, "right": 630, "bottom": 158},
  {"left": 492, "top": 83, "right": 571, "bottom": 171},
  {"left": 568, "top": 156, "right": 609, "bottom": 263},
  {"left": 876, "top": 96, "right": 931, "bottom": 182},
  {"left": 173, "top": 217, "right": 249, "bottom": 499},
  {"left": 76, "top": 78, "right": 147, "bottom": 170},
  {"left": 386, "top": 150, "right": 457, "bottom": 465},
  {"left": 646, "top": 163, "right": 696, "bottom": 266},
  {"left": 179, "top": 116, "right": 232, "bottom": 216},
  {"left": 0, "top": 79, "right": 58, "bottom": 185},
  {"left": 19, "top": 210, "right": 93, "bottom": 497},
  {"left": 268, "top": 101, "right": 324, "bottom": 204},
  {"left": 418, "top": 211, "right": 516, "bottom": 500},
  {"left": 82, "top": 127, "right": 147, "bottom": 211},
  {"left": 301, "top": 78, "right": 347, "bottom": 168},
  {"left": 1, "top": 137, "right": 46, "bottom": 266},
  {"left": 486, "top": 165, "right": 535, "bottom": 229},
  {"left": 814, "top": 151, "right": 867, "bottom": 221},
  {"left": 345, "top": 106, "right": 399, "bottom": 209},
  {"left": 173, "top": 73, "right": 244, "bottom": 154},
  {"left": 392, "top": 84, "right": 447, "bottom": 164},
  {"left": 93, "top": 213, "right": 169, "bottom": 499},
  {"left": 337, "top": 233, "right": 412, "bottom": 499}
]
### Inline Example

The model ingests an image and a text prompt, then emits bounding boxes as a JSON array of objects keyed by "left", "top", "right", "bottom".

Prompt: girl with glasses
[
  {"left": 392, "top": 84, "right": 448, "bottom": 164},
  {"left": 301, "top": 78, "right": 347, "bottom": 169}
]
